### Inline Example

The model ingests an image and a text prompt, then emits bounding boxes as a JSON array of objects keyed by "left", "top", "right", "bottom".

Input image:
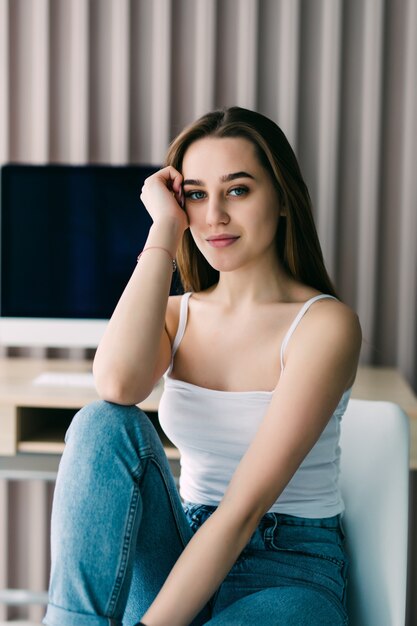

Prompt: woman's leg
[
  {"left": 205, "top": 586, "right": 347, "bottom": 626},
  {"left": 43, "top": 400, "right": 210, "bottom": 626}
]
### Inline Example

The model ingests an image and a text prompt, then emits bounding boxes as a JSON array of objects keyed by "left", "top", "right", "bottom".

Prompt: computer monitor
[{"left": 0, "top": 163, "right": 165, "bottom": 349}]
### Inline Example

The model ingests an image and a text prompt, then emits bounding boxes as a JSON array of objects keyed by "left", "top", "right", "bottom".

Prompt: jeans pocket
[
  {"left": 261, "top": 514, "right": 349, "bottom": 609},
  {"left": 263, "top": 514, "right": 348, "bottom": 567},
  {"left": 183, "top": 503, "right": 217, "bottom": 534},
  {"left": 263, "top": 514, "right": 349, "bottom": 610}
]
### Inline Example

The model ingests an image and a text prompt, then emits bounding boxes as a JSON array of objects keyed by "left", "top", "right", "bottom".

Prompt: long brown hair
[{"left": 165, "top": 106, "right": 337, "bottom": 297}]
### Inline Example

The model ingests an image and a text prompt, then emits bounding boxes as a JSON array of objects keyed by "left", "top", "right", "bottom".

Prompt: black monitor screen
[{"left": 1, "top": 164, "right": 166, "bottom": 319}]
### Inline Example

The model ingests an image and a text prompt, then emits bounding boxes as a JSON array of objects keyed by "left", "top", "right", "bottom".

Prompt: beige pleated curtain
[{"left": 0, "top": 0, "right": 416, "bottom": 389}]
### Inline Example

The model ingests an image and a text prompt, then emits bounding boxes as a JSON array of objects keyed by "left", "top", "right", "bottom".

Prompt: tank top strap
[
  {"left": 167, "top": 292, "right": 192, "bottom": 375},
  {"left": 280, "top": 294, "right": 338, "bottom": 371}
]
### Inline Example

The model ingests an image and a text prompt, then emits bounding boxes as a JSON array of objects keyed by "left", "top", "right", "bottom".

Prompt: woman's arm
[
  {"left": 93, "top": 167, "right": 188, "bottom": 405},
  {"left": 140, "top": 301, "right": 362, "bottom": 626}
]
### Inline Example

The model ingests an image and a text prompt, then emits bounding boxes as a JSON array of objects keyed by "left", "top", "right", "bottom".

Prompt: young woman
[{"left": 43, "top": 107, "right": 361, "bottom": 626}]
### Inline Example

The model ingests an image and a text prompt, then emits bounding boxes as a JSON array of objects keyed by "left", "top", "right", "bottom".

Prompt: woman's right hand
[
  {"left": 140, "top": 166, "right": 189, "bottom": 234},
  {"left": 95, "top": 165, "right": 188, "bottom": 405}
]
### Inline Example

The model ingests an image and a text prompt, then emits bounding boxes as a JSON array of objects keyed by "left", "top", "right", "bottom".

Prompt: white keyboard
[{"left": 32, "top": 371, "right": 95, "bottom": 388}]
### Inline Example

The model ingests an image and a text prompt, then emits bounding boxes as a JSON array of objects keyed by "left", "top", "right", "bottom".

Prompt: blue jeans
[{"left": 43, "top": 401, "right": 349, "bottom": 626}]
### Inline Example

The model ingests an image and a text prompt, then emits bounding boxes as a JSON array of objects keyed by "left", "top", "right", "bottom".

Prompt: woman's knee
[{"left": 65, "top": 400, "right": 152, "bottom": 451}]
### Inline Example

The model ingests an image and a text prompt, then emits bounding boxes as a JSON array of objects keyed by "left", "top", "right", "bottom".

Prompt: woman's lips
[{"left": 206, "top": 235, "right": 240, "bottom": 248}]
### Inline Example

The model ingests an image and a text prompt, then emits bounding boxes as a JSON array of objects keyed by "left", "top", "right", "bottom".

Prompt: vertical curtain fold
[
  {"left": 0, "top": 0, "right": 9, "bottom": 164},
  {"left": 69, "top": 0, "right": 90, "bottom": 163},
  {"left": 194, "top": 0, "right": 217, "bottom": 118},
  {"left": 150, "top": 0, "right": 172, "bottom": 164},
  {"left": 397, "top": 0, "right": 417, "bottom": 384},
  {"left": 355, "top": 0, "right": 384, "bottom": 363},
  {"left": 315, "top": 0, "right": 342, "bottom": 278}
]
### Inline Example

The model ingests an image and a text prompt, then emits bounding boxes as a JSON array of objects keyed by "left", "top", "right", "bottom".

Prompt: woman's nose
[{"left": 206, "top": 197, "right": 230, "bottom": 225}]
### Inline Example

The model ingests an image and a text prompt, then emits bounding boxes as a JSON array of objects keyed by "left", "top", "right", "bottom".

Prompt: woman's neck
[{"left": 210, "top": 265, "right": 297, "bottom": 308}]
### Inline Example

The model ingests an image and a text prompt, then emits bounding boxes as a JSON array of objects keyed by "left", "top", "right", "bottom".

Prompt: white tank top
[{"left": 159, "top": 292, "right": 351, "bottom": 518}]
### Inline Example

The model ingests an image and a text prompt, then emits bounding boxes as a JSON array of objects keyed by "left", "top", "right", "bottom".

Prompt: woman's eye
[
  {"left": 185, "top": 190, "right": 206, "bottom": 201},
  {"left": 229, "top": 186, "right": 248, "bottom": 197}
]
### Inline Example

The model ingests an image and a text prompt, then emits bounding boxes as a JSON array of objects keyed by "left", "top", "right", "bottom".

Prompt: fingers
[
  {"left": 174, "top": 184, "right": 185, "bottom": 209},
  {"left": 141, "top": 166, "right": 184, "bottom": 209},
  {"left": 159, "top": 166, "right": 183, "bottom": 191},
  {"left": 139, "top": 166, "right": 189, "bottom": 234},
  {"left": 170, "top": 168, "right": 183, "bottom": 195},
  {"left": 163, "top": 167, "right": 184, "bottom": 207}
]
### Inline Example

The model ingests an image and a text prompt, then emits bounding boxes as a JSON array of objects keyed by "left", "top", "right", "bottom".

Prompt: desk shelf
[{"left": 13, "top": 404, "right": 180, "bottom": 462}]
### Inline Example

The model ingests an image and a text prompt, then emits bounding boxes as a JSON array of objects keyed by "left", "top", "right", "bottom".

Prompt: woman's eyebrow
[
  {"left": 183, "top": 178, "right": 204, "bottom": 186},
  {"left": 220, "top": 171, "right": 255, "bottom": 182},
  {"left": 183, "top": 171, "right": 255, "bottom": 186}
]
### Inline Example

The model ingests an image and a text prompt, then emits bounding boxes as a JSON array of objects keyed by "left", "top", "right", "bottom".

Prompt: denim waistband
[{"left": 182, "top": 501, "right": 343, "bottom": 531}]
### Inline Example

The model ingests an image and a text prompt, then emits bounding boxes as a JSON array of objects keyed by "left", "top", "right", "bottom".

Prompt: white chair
[{"left": 339, "top": 399, "right": 410, "bottom": 626}]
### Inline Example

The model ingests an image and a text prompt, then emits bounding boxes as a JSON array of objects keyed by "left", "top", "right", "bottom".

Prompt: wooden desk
[
  {"left": 0, "top": 358, "right": 416, "bottom": 467},
  {"left": 0, "top": 358, "right": 174, "bottom": 468},
  {"left": 352, "top": 366, "right": 417, "bottom": 420}
]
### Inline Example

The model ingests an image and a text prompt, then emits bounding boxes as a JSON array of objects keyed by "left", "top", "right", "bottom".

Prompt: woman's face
[{"left": 182, "top": 136, "right": 282, "bottom": 273}]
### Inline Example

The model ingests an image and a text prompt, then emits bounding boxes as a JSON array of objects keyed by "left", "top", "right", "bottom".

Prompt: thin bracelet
[{"left": 137, "top": 246, "right": 177, "bottom": 272}]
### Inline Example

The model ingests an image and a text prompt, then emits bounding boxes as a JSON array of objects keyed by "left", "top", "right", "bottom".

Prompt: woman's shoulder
[
  {"left": 290, "top": 294, "right": 362, "bottom": 363},
  {"left": 301, "top": 294, "right": 361, "bottom": 338},
  {"left": 283, "top": 294, "right": 362, "bottom": 389},
  {"left": 287, "top": 281, "right": 358, "bottom": 320},
  {"left": 312, "top": 294, "right": 359, "bottom": 321}
]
